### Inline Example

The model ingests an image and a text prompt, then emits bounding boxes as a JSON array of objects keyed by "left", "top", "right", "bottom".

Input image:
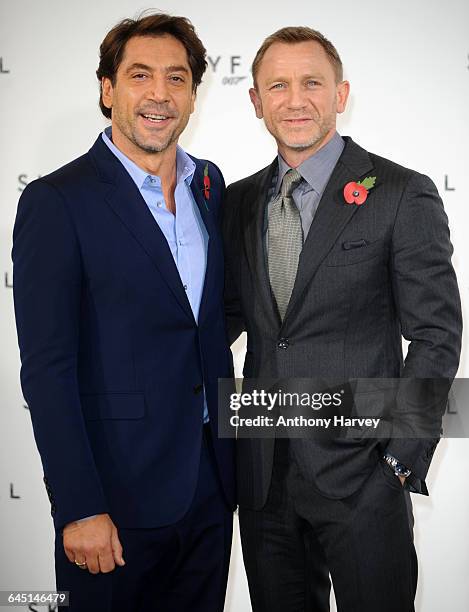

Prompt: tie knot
[{"left": 280, "top": 168, "right": 302, "bottom": 198}]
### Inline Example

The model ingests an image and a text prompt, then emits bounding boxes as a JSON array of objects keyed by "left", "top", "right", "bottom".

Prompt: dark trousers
[
  {"left": 55, "top": 426, "right": 233, "bottom": 612},
  {"left": 239, "top": 439, "right": 417, "bottom": 612}
]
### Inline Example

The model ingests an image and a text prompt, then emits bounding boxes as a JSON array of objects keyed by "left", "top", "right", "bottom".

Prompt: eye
[
  {"left": 132, "top": 73, "right": 148, "bottom": 80},
  {"left": 270, "top": 83, "right": 286, "bottom": 90},
  {"left": 169, "top": 75, "right": 185, "bottom": 83},
  {"left": 306, "top": 79, "right": 319, "bottom": 87}
]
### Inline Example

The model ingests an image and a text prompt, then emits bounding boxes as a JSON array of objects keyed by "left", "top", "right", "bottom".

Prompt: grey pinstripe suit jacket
[{"left": 223, "top": 136, "right": 462, "bottom": 509}]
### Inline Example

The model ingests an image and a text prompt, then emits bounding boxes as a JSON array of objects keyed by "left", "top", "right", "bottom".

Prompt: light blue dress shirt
[{"left": 102, "top": 127, "right": 209, "bottom": 422}]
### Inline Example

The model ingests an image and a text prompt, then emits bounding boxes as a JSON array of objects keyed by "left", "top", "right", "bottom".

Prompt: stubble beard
[
  {"left": 130, "top": 128, "right": 177, "bottom": 154},
  {"left": 114, "top": 108, "right": 182, "bottom": 154},
  {"left": 274, "top": 110, "right": 336, "bottom": 152}
]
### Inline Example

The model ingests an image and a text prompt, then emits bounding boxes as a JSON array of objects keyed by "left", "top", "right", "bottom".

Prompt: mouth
[
  {"left": 283, "top": 118, "right": 313, "bottom": 126},
  {"left": 140, "top": 113, "right": 174, "bottom": 127}
]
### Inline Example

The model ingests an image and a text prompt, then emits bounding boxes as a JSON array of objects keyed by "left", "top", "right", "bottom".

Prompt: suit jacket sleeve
[
  {"left": 385, "top": 172, "right": 462, "bottom": 493},
  {"left": 12, "top": 179, "right": 109, "bottom": 530}
]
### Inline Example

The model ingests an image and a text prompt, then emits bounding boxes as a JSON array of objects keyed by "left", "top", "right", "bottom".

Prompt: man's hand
[{"left": 63, "top": 513, "right": 125, "bottom": 574}]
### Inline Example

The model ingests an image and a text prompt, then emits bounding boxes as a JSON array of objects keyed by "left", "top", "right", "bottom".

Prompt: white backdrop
[{"left": 1, "top": 0, "right": 469, "bottom": 610}]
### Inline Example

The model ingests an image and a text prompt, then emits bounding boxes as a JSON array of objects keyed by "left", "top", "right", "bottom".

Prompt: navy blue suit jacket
[{"left": 12, "top": 135, "right": 236, "bottom": 531}]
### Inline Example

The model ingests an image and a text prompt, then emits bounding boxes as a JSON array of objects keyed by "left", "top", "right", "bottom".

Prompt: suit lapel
[
  {"left": 89, "top": 136, "right": 195, "bottom": 322},
  {"left": 283, "top": 137, "right": 375, "bottom": 325},
  {"left": 189, "top": 161, "right": 217, "bottom": 324},
  {"left": 242, "top": 160, "right": 282, "bottom": 328}
]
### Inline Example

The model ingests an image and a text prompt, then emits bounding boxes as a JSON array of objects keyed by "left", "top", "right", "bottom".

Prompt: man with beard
[
  {"left": 12, "top": 13, "right": 235, "bottom": 612},
  {"left": 223, "top": 26, "right": 461, "bottom": 612}
]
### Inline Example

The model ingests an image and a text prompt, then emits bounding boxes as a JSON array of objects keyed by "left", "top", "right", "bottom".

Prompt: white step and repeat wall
[{"left": 1, "top": 0, "right": 469, "bottom": 610}]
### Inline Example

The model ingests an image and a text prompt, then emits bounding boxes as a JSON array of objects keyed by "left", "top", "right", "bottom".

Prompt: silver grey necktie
[{"left": 268, "top": 168, "right": 303, "bottom": 320}]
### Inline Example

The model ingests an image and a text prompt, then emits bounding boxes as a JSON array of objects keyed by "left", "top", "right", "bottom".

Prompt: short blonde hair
[{"left": 252, "top": 26, "right": 343, "bottom": 87}]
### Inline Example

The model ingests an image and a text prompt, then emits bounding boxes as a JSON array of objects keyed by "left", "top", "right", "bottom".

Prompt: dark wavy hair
[{"left": 96, "top": 12, "right": 207, "bottom": 118}]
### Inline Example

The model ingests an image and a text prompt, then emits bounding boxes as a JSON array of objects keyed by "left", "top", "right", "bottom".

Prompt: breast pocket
[{"left": 324, "top": 239, "right": 384, "bottom": 267}]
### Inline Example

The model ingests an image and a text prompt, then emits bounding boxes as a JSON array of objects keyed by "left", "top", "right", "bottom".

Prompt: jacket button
[
  {"left": 193, "top": 384, "right": 203, "bottom": 395},
  {"left": 277, "top": 338, "right": 289, "bottom": 350}
]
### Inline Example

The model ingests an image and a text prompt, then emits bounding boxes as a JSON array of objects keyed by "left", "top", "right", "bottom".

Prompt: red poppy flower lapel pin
[
  {"left": 343, "top": 176, "right": 377, "bottom": 206},
  {"left": 203, "top": 163, "right": 211, "bottom": 209}
]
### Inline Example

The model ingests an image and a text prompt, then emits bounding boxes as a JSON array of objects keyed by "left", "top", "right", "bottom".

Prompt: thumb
[{"left": 111, "top": 525, "right": 125, "bottom": 565}]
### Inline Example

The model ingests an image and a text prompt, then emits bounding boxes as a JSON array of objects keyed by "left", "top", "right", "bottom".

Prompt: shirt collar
[
  {"left": 102, "top": 126, "right": 195, "bottom": 191},
  {"left": 275, "top": 131, "right": 345, "bottom": 196}
]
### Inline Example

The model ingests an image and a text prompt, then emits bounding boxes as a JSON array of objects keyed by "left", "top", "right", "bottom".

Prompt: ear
[
  {"left": 101, "top": 77, "right": 114, "bottom": 111},
  {"left": 336, "top": 80, "right": 350, "bottom": 114},
  {"left": 249, "top": 87, "right": 264, "bottom": 119}
]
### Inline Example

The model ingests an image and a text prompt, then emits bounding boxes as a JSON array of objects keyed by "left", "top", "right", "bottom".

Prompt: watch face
[{"left": 395, "top": 465, "right": 411, "bottom": 477}]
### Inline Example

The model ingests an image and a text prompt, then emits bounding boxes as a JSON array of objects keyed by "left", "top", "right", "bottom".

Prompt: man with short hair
[
  {"left": 223, "top": 26, "right": 461, "bottom": 612},
  {"left": 13, "top": 13, "right": 235, "bottom": 612}
]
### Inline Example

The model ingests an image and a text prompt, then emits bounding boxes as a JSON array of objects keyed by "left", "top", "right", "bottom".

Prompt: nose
[
  {"left": 286, "top": 83, "right": 307, "bottom": 110},
  {"left": 145, "top": 75, "right": 170, "bottom": 104}
]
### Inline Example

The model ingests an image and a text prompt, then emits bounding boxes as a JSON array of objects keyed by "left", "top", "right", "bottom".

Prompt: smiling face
[
  {"left": 250, "top": 40, "right": 349, "bottom": 164},
  {"left": 101, "top": 34, "right": 195, "bottom": 160}
]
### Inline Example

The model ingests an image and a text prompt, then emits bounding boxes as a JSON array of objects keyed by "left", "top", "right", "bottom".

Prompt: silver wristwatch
[{"left": 383, "top": 454, "right": 411, "bottom": 478}]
